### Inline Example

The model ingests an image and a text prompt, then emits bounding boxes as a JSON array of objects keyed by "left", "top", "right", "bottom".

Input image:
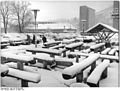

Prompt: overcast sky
[{"left": 29, "top": 1, "right": 113, "bottom": 21}]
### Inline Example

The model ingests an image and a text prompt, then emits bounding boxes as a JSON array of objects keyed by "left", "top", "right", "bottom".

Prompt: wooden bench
[
  {"left": 43, "top": 41, "right": 61, "bottom": 48},
  {"left": 35, "top": 55, "right": 75, "bottom": 69},
  {"left": 50, "top": 44, "right": 65, "bottom": 49},
  {"left": 65, "top": 42, "right": 83, "bottom": 52},
  {"left": 87, "top": 59, "right": 110, "bottom": 87},
  {"left": 68, "top": 52, "right": 119, "bottom": 63},
  {"left": 1, "top": 64, "right": 9, "bottom": 77},
  {"left": 55, "top": 57, "right": 75, "bottom": 67},
  {"left": 90, "top": 43, "right": 105, "bottom": 53},
  {"left": 101, "top": 48, "right": 111, "bottom": 55},
  {"left": 7, "top": 68, "right": 41, "bottom": 87},
  {"left": 26, "top": 47, "right": 67, "bottom": 57},
  {"left": 82, "top": 48, "right": 91, "bottom": 53},
  {"left": 34, "top": 55, "right": 55, "bottom": 69},
  {"left": 62, "top": 54, "right": 100, "bottom": 82},
  {"left": 62, "top": 39, "right": 76, "bottom": 45},
  {"left": 108, "top": 48, "right": 117, "bottom": 56},
  {"left": 5, "top": 62, "right": 38, "bottom": 73}
]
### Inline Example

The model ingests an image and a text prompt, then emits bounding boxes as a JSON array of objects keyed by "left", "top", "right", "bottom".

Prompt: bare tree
[
  {"left": 0, "top": 1, "right": 12, "bottom": 33},
  {"left": 11, "top": 1, "right": 33, "bottom": 33}
]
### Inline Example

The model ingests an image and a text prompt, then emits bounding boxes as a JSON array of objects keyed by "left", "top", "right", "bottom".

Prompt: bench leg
[
  {"left": 90, "top": 61, "right": 96, "bottom": 74},
  {"left": 43, "top": 61, "right": 47, "bottom": 69},
  {"left": 17, "top": 62, "right": 29, "bottom": 87},
  {"left": 63, "top": 51, "right": 66, "bottom": 57},
  {"left": 79, "top": 46, "right": 81, "bottom": 51},
  {"left": 21, "top": 80, "right": 28, "bottom": 87},
  {"left": 87, "top": 82, "right": 99, "bottom": 87},
  {"left": 50, "top": 54, "right": 54, "bottom": 58},
  {"left": 76, "top": 71, "right": 83, "bottom": 82},
  {"left": 1, "top": 57, "right": 6, "bottom": 64},
  {"left": 70, "top": 49, "right": 74, "bottom": 52},
  {"left": 101, "top": 68, "right": 108, "bottom": 80},
  {"left": 76, "top": 55, "right": 79, "bottom": 63},
  {"left": 17, "top": 62, "right": 24, "bottom": 70},
  {"left": 32, "top": 52, "right": 36, "bottom": 54}
]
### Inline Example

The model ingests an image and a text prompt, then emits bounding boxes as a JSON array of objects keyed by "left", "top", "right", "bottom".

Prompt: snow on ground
[
  {"left": 1, "top": 41, "right": 119, "bottom": 87},
  {"left": 100, "top": 62, "right": 118, "bottom": 87}
]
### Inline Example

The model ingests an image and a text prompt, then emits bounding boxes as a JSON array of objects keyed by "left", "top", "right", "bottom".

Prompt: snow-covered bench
[
  {"left": 68, "top": 52, "right": 89, "bottom": 62},
  {"left": 87, "top": 59, "right": 110, "bottom": 87},
  {"left": 68, "top": 52, "right": 119, "bottom": 63},
  {"left": 34, "top": 55, "right": 55, "bottom": 69},
  {"left": 62, "top": 39, "right": 76, "bottom": 44},
  {"left": 35, "top": 55, "right": 75, "bottom": 69},
  {"left": 50, "top": 44, "right": 65, "bottom": 49},
  {"left": 55, "top": 57, "right": 75, "bottom": 67},
  {"left": 65, "top": 42, "right": 83, "bottom": 51},
  {"left": 108, "top": 48, "right": 117, "bottom": 56},
  {"left": 90, "top": 43, "right": 105, "bottom": 53},
  {"left": 7, "top": 68, "right": 41, "bottom": 87},
  {"left": 62, "top": 54, "right": 100, "bottom": 82},
  {"left": 1, "top": 64, "right": 9, "bottom": 77},
  {"left": 43, "top": 41, "right": 61, "bottom": 48},
  {"left": 5, "top": 62, "right": 38, "bottom": 73},
  {"left": 82, "top": 49, "right": 91, "bottom": 53},
  {"left": 101, "top": 48, "right": 111, "bottom": 55}
]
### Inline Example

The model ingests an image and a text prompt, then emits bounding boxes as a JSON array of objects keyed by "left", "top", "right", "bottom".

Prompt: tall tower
[
  {"left": 112, "top": 1, "right": 119, "bottom": 30},
  {"left": 79, "top": 6, "right": 95, "bottom": 34}
]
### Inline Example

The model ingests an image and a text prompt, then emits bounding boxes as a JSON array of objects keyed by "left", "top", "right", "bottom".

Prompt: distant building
[
  {"left": 95, "top": 6, "right": 113, "bottom": 26},
  {"left": 25, "top": 22, "right": 77, "bottom": 33},
  {"left": 79, "top": 6, "right": 95, "bottom": 34},
  {"left": 112, "top": 1, "right": 119, "bottom": 30},
  {"left": 96, "top": 1, "right": 119, "bottom": 30}
]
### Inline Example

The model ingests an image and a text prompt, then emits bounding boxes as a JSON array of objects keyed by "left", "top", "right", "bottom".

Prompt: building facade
[
  {"left": 112, "top": 1, "right": 119, "bottom": 30},
  {"left": 79, "top": 6, "right": 95, "bottom": 34}
]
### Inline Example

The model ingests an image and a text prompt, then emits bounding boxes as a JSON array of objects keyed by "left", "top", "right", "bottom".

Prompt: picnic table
[
  {"left": 65, "top": 42, "right": 83, "bottom": 51},
  {"left": 26, "top": 47, "right": 67, "bottom": 57},
  {"left": 43, "top": 41, "right": 61, "bottom": 48}
]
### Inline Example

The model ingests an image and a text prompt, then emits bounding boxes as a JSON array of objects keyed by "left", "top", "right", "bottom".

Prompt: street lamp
[
  {"left": 81, "top": 20, "right": 86, "bottom": 41},
  {"left": 31, "top": 9, "right": 40, "bottom": 48}
]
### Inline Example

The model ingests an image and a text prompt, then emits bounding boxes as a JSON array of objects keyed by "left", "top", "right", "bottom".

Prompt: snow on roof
[{"left": 86, "top": 23, "right": 118, "bottom": 33}]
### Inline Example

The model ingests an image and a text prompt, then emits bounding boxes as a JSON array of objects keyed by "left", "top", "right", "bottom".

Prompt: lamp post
[
  {"left": 31, "top": 9, "right": 40, "bottom": 48},
  {"left": 81, "top": 20, "right": 86, "bottom": 41}
]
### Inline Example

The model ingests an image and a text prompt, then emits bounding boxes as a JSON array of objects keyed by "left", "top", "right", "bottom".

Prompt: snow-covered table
[
  {"left": 62, "top": 39, "right": 76, "bottom": 44},
  {"left": 65, "top": 42, "right": 83, "bottom": 51},
  {"left": 90, "top": 43, "right": 105, "bottom": 53},
  {"left": 1, "top": 53, "right": 37, "bottom": 87},
  {"left": 26, "top": 47, "right": 67, "bottom": 57},
  {"left": 50, "top": 44, "right": 65, "bottom": 49},
  {"left": 43, "top": 41, "right": 61, "bottom": 48}
]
